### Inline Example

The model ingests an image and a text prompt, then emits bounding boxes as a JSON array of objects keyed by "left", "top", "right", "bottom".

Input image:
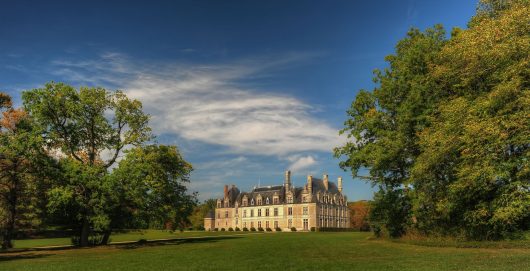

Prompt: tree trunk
[
  {"left": 101, "top": 229, "right": 112, "bottom": 245},
  {"left": 80, "top": 217, "right": 90, "bottom": 247}
]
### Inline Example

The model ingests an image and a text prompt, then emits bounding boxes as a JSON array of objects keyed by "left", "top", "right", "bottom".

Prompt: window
[
  {"left": 217, "top": 212, "right": 220, "bottom": 218},
  {"left": 274, "top": 221, "right": 278, "bottom": 228},
  {"left": 243, "top": 198, "right": 248, "bottom": 206},
  {"left": 288, "top": 219, "right": 292, "bottom": 228},
  {"left": 251, "top": 222, "right": 254, "bottom": 228},
  {"left": 274, "top": 208, "right": 278, "bottom": 216},
  {"left": 258, "top": 209, "right": 262, "bottom": 217},
  {"left": 251, "top": 199, "right": 254, "bottom": 205},
  {"left": 266, "top": 197, "right": 269, "bottom": 204},
  {"left": 273, "top": 197, "right": 279, "bottom": 204},
  {"left": 225, "top": 211, "right": 229, "bottom": 218},
  {"left": 288, "top": 207, "right": 293, "bottom": 215},
  {"left": 251, "top": 209, "right": 254, "bottom": 217},
  {"left": 257, "top": 198, "right": 262, "bottom": 205},
  {"left": 303, "top": 207, "right": 308, "bottom": 215},
  {"left": 265, "top": 209, "right": 269, "bottom": 216},
  {"left": 258, "top": 221, "right": 262, "bottom": 228},
  {"left": 266, "top": 221, "right": 269, "bottom": 229},
  {"left": 243, "top": 210, "right": 247, "bottom": 217},
  {"left": 303, "top": 219, "right": 308, "bottom": 230},
  {"left": 287, "top": 195, "right": 293, "bottom": 204}
]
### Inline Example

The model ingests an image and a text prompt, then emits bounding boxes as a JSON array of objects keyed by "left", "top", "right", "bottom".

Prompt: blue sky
[{"left": 0, "top": 0, "right": 476, "bottom": 201}]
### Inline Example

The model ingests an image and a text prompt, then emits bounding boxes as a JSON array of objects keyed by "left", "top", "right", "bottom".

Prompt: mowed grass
[
  {"left": 1, "top": 232, "right": 530, "bottom": 271},
  {"left": 12, "top": 230, "right": 250, "bottom": 248}
]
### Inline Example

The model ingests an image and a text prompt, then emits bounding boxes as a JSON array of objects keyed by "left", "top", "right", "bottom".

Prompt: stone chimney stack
[
  {"left": 338, "top": 177, "right": 343, "bottom": 193},
  {"left": 323, "top": 174, "right": 329, "bottom": 191},
  {"left": 284, "top": 170, "right": 291, "bottom": 191},
  {"left": 307, "top": 175, "right": 313, "bottom": 193},
  {"left": 224, "top": 185, "right": 228, "bottom": 199}
]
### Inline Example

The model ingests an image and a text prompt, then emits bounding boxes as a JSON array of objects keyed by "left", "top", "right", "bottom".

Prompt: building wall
[
  {"left": 212, "top": 202, "right": 349, "bottom": 231},
  {"left": 204, "top": 218, "right": 215, "bottom": 231}
]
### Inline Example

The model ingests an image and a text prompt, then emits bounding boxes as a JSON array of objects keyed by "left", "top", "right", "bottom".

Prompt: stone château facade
[{"left": 204, "top": 171, "right": 350, "bottom": 231}]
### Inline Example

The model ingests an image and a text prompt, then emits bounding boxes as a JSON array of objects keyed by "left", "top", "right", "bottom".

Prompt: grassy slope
[{"left": 1, "top": 232, "right": 530, "bottom": 271}]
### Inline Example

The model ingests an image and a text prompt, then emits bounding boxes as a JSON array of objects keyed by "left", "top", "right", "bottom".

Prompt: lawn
[
  {"left": 1, "top": 232, "right": 529, "bottom": 271},
  {"left": 11, "top": 230, "right": 251, "bottom": 248}
]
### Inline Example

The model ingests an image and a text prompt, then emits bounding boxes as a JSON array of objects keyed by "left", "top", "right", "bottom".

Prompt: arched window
[
  {"left": 251, "top": 199, "right": 254, "bottom": 205},
  {"left": 266, "top": 197, "right": 269, "bottom": 204}
]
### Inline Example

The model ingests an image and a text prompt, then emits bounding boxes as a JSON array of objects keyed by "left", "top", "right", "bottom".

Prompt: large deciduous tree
[
  {"left": 22, "top": 82, "right": 151, "bottom": 246},
  {"left": 336, "top": 0, "right": 529, "bottom": 239},
  {"left": 110, "top": 145, "right": 196, "bottom": 232},
  {"left": 0, "top": 93, "right": 51, "bottom": 249}
]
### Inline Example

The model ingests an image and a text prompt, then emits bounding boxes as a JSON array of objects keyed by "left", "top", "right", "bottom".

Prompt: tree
[
  {"left": 348, "top": 201, "right": 371, "bottom": 231},
  {"left": 110, "top": 145, "right": 196, "bottom": 233},
  {"left": 0, "top": 93, "right": 51, "bottom": 249},
  {"left": 22, "top": 82, "right": 151, "bottom": 246},
  {"left": 336, "top": 0, "right": 529, "bottom": 239},
  {"left": 189, "top": 199, "right": 217, "bottom": 230},
  {"left": 335, "top": 25, "right": 448, "bottom": 237}
]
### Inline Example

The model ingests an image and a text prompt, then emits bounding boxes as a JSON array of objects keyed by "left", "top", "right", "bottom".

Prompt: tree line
[
  {"left": 335, "top": 0, "right": 529, "bottom": 240},
  {"left": 0, "top": 83, "right": 200, "bottom": 248}
]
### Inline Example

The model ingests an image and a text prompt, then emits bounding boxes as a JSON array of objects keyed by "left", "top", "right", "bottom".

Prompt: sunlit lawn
[{"left": 2, "top": 232, "right": 530, "bottom": 271}]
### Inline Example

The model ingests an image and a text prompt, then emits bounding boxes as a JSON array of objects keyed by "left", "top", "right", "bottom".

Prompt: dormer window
[
  {"left": 251, "top": 199, "right": 254, "bottom": 205},
  {"left": 257, "top": 198, "right": 262, "bottom": 205},
  {"left": 273, "top": 197, "right": 279, "bottom": 204},
  {"left": 242, "top": 196, "right": 248, "bottom": 206},
  {"left": 287, "top": 195, "right": 293, "bottom": 204},
  {"left": 266, "top": 197, "right": 269, "bottom": 204}
]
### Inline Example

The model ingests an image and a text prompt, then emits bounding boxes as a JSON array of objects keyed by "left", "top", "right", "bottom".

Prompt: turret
[
  {"left": 224, "top": 184, "right": 228, "bottom": 199},
  {"left": 307, "top": 175, "right": 313, "bottom": 194},
  {"left": 323, "top": 174, "right": 329, "bottom": 191},
  {"left": 338, "top": 176, "right": 343, "bottom": 193}
]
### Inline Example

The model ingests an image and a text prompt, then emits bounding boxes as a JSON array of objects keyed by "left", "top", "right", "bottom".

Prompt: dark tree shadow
[
  {"left": 0, "top": 252, "right": 54, "bottom": 262},
  {"left": 117, "top": 236, "right": 243, "bottom": 250}
]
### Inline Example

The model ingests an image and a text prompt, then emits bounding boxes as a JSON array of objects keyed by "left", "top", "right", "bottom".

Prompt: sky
[{"left": 0, "top": 0, "right": 477, "bottom": 201}]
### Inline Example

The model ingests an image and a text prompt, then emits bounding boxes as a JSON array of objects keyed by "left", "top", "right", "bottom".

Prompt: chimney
[
  {"left": 224, "top": 185, "right": 228, "bottom": 198},
  {"left": 284, "top": 170, "right": 291, "bottom": 192},
  {"left": 338, "top": 177, "right": 343, "bottom": 193},
  {"left": 307, "top": 175, "right": 313, "bottom": 193},
  {"left": 323, "top": 174, "right": 329, "bottom": 191}
]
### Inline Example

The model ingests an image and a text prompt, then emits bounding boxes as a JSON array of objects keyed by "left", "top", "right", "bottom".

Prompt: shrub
[
  {"left": 275, "top": 227, "right": 282, "bottom": 232},
  {"left": 235, "top": 227, "right": 241, "bottom": 231},
  {"left": 243, "top": 227, "right": 249, "bottom": 231},
  {"left": 291, "top": 227, "right": 297, "bottom": 232},
  {"left": 258, "top": 227, "right": 264, "bottom": 232},
  {"left": 213, "top": 228, "right": 219, "bottom": 231},
  {"left": 317, "top": 228, "right": 356, "bottom": 232},
  {"left": 228, "top": 227, "right": 234, "bottom": 231},
  {"left": 71, "top": 233, "right": 105, "bottom": 246},
  {"left": 310, "top": 227, "right": 316, "bottom": 232},
  {"left": 250, "top": 227, "right": 256, "bottom": 232},
  {"left": 221, "top": 228, "right": 226, "bottom": 231},
  {"left": 266, "top": 227, "right": 272, "bottom": 232}
]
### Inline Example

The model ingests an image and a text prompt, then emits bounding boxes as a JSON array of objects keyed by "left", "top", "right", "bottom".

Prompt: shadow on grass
[
  {"left": 118, "top": 236, "right": 243, "bottom": 250},
  {"left": 0, "top": 252, "right": 54, "bottom": 262}
]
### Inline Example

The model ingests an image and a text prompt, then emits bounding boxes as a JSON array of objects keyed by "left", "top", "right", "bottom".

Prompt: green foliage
[
  {"left": 336, "top": 1, "right": 530, "bottom": 240},
  {"left": 290, "top": 227, "right": 297, "bottom": 232},
  {"left": 189, "top": 199, "right": 217, "bottom": 230},
  {"left": 110, "top": 145, "right": 196, "bottom": 231}
]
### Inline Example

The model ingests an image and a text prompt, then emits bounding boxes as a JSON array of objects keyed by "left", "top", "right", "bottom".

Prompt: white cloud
[
  {"left": 287, "top": 155, "right": 317, "bottom": 172},
  {"left": 50, "top": 52, "right": 344, "bottom": 157}
]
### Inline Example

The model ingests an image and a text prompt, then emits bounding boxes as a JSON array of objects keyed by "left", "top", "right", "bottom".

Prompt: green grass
[
  {"left": 12, "top": 230, "right": 249, "bottom": 248},
  {"left": 2, "top": 232, "right": 530, "bottom": 271}
]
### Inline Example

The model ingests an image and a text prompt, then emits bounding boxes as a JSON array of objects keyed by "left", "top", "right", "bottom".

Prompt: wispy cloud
[
  {"left": 287, "top": 155, "right": 317, "bottom": 172},
  {"left": 50, "top": 52, "right": 344, "bottom": 157}
]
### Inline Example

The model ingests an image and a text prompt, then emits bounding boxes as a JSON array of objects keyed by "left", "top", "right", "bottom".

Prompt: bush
[
  {"left": 228, "top": 227, "right": 234, "bottom": 231},
  {"left": 258, "top": 227, "right": 264, "bottom": 232},
  {"left": 310, "top": 227, "right": 316, "bottom": 232},
  {"left": 235, "top": 227, "right": 241, "bottom": 231},
  {"left": 71, "top": 233, "right": 105, "bottom": 246},
  {"left": 221, "top": 228, "right": 226, "bottom": 231},
  {"left": 266, "top": 227, "right": 272, "bottom": 232},
  {"left": 275, "top": 227, "right": 282, "bottom": 232},
  {"left": 243, "top": 227, "right": 249, "bottom": 231},
  {"left": 291, "top": 227, "right": 297, "bottom": 232},
  {"left": 317, "top": 228, "right": 356, "bottom": 232},
  {"left": 250, "top": 227, "right": 256, "bottom": 232},
  {"left": 213, "top": 228, "right": 219, "bottom": 231}
]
